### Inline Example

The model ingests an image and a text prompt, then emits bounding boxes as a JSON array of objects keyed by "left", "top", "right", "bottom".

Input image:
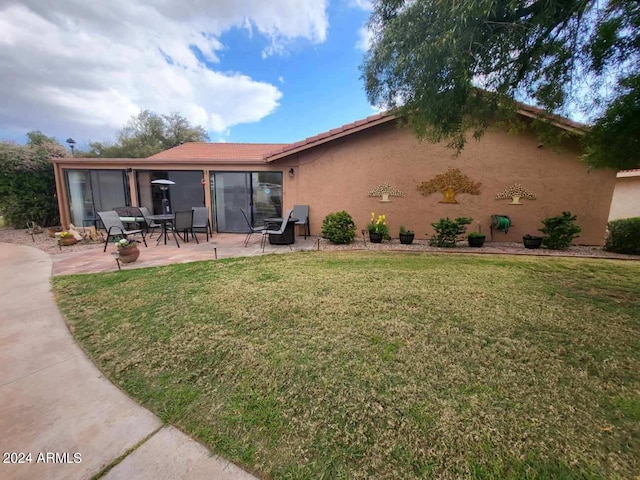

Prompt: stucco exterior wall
[
  {"left": 608, "top": 176, "right": 640, "bottom": 221},
  {"left": 287, "top": 122, "right": 616, "bottom": 245}
]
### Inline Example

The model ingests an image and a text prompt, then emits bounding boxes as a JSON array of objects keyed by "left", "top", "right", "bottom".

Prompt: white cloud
[
  {"left": 278, "top": 76, "right": 285, "bottom": 84},
  {"left": 0, "top": 0, "right": 328, "bottom": 142},
  {"left": 356, "top": 25, "right": 374, "bottom": 51},
  {"left": 350, "top": 0, "right": 373, "bottom": 11}
]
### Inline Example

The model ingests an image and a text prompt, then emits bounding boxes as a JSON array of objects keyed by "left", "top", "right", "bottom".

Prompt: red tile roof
[
  {"left": 148, "top": 142, "right": 289, "bottom": 161},
  {"left": 264, "top": 113, "right": 395, "bottom": 161},
  {"left": 144, "top": 106, "right": 585, "bottom": 163}
]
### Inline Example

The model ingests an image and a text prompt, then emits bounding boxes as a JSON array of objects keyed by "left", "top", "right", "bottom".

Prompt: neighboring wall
[
  {"left": 608, "top": 171, "right": 640, "bottom": 221},
  {"left": 285, "top": 121, "right": 616, "bottom": 245}
]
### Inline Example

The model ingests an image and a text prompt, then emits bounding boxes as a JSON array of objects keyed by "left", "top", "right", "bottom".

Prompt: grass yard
[{"left": 53, "top": 252, "right": 640, "bottom": 479}]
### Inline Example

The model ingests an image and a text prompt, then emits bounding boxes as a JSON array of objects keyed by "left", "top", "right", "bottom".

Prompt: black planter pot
[
  {"left": 399, "top": 233, "right": 415, "bottom": 245},
  {"left": 468, "top": 235, "right": 486, "bottom": 248},
  {"left": 523, "top": 235, "right": 543, "bottom": 249},
  {"left": 369, "top": 232, "right": 383, "bottom": 243}
]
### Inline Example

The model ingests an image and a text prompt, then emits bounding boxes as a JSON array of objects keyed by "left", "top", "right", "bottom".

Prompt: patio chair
[
  {"left": 292, "top": 205, "right": 310, "bottom": 238},
  {"left": 261, "top": 209, "right": 294, "bottom": 252},
  {"left": 172, "top": 210, "right": 199, "bottom": 244},
  {"left": 97, "top": 211, "right": 147, "bottom": 252},
  {"left": 138, "top": 206, "right": 161, "bottom": 238},
  {"left": 192, "top": 207, "right": 212, "bottom": 242},
  {"left": 240, "top": 208, "right": 265, "bottom": 247}
]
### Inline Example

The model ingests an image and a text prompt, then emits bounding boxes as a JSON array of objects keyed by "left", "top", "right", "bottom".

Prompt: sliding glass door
[
  {"left": 212, "top": 172, "right": 283, "bottom": 233},
  {"left": 213, "top": 173, "right": 252, "bottom": 232}
]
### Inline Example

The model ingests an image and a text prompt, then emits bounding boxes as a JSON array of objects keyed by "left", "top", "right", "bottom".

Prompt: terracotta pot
[
  {"left": 117, "top": 246, "right": 140, "bottom": 263},
  {"left": 59, "top": 237, "right": 77, "bottom": 246},
  {"left": 49, "top": 227, "right": 63, "bottom": 238}
]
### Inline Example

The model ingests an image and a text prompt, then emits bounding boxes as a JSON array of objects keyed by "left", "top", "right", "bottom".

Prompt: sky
[{"left": 0, "top": 0, "right": 377, "bottom": 149}]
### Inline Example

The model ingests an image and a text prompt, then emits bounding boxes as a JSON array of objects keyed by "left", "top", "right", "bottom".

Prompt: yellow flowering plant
[
  {"left": 367, "top": 212, "right": 390, "bottom": 239},
  {"left": 59, "top": 231, "right": 73, "bottom": 238}
]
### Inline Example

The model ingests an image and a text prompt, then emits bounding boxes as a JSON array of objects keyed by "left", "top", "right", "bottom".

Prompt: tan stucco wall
[
  {"left": 608, "top": 176, "right": 640, "bottom": 221},
  {"left": 287, "top": 122, "right": 616, "bottom": 245}
]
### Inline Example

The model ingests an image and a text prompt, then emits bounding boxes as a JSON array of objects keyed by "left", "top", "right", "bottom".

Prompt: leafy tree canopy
[
  {"left": 86, "top": 110, "right": 209, "bottom": 158},
  {"left": 362, "top": 0, "right": 640, "bottom": 170}
]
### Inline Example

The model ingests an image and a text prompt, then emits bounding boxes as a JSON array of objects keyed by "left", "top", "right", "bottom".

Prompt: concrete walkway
[{"left": 0, "top": 243, "right": 257, "bottom": 480}]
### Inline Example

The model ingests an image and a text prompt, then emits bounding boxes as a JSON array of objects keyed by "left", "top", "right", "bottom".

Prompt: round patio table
[{"left": 148, "top": 214, "right": 180, "bottom": 247}]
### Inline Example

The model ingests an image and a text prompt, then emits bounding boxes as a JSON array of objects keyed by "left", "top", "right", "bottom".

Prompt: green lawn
[{"left": 53, "top": 252, "right": 640, "bottom": 479}]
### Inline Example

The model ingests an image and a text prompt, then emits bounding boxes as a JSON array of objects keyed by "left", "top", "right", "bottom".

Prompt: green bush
[
  {"left": 430, "top": 217, "right": 472, "bottom": 247},
  {"left": 539, "top": 211, "right": 581, "bottom": 250},
  {"left": 605, "top": 217, "right": 640, "bottom": 255},
  {"left": 321, "top": 211, "right": 357, "bottom": 244},
  {"left": 0, "top": 133, "right": 63, "bottom": 228}
]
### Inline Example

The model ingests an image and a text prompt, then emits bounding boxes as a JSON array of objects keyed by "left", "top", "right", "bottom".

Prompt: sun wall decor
[
  {"left": 367, "top": 182, "right": 404, "bottom": 202},
  {"left": 495, "top": 183, "right": 537, "bottom": 205},
  {"left": 417, "top": 167, "right": 481, "bottom": 204}
]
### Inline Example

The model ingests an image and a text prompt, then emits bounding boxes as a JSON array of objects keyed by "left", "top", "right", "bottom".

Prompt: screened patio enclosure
[{"left": 65, "top": 170, "right": 130, "bottom": 227}]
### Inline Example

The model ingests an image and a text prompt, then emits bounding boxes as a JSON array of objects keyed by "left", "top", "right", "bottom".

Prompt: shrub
[
  {"left": 430, "top": 217, "right": 472, "bottom": 247},
  {"left": 539, "top": 211, "right": 581, "bottom": 250},
  {"left": 605, "top": 217, "right": 640, "bottom": 255},
  {"left": 468, "top": 231, "right": 485, "bottom": 238},
  {"left": 321, "top": 211, "right": 357, "bottom": 244}
]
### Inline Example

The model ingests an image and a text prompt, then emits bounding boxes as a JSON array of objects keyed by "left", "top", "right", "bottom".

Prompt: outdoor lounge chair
[
  {"left": 173, "top": 210, "right": 199, "bottom": 244},
  {"left": 292, "top": 204, "right": 310, "bottom": 238},
  {"left": 240, "top": 208, "right": 265, "bottom": 247},
  {"left": 97, "top": 210, "right": 148, "bottom": 252},
  {"left": 192, "top": 207, "right": 212, "bottom": 242},
  {"left": 261, "top": 209, "right": 294, "bottom": 252}
]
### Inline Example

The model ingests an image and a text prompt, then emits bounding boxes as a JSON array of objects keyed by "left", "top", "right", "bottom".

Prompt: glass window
[{"left": 65, "top": 169, "right": 129, "bottom": 226}]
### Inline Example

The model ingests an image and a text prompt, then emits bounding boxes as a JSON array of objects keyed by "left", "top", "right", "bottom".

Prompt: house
[
  {"left": 50, "top": 108, "right": 617, "bottom": 245},
  {"left": 608, "top": 169, "right": 640, "bottom": 221}
]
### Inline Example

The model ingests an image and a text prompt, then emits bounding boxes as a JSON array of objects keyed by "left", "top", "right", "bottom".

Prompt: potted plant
[
  {"left": 467, "top": 231, "right": 486, "bottom": 247},
  {"left": 399, "top": 225, "right": 415, "bottom": 244},
  {"left": 367, "top": 212, "right": 390, "bottom": 243},
  {"left": 58, "top": 231, "right": 77, "bottom": 246},
  {"left": 523, "top": 234, "right": 543, "bottom": 249},
  {"left": 49, "top": 226, "right": 63, "bottom": 238},
  {"left": 115, "top": 238, "right": 140, "bottom": 263}
]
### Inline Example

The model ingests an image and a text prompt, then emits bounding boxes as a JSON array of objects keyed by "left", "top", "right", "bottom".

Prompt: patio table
[{"left": 148, "top": 214, "right": 180, "bottom": 247}]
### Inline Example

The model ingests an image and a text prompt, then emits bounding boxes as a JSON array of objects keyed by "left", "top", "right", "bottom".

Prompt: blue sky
[{"left": 0, "top": 0, "right": 377, "bottom": 148}]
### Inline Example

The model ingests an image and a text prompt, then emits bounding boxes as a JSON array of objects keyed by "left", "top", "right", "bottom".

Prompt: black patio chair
[
  {"left": 261, "top": 208, "right": 294, "bottom": 252},
  {"left": 138, "top": 206, "right": 161, "bottom": 238},
  {"left": 240, "top": 208, "right": 265, "bottom": 247},
  {"left": 173, "top": 210, "right": 199, "bottom": 244},
  {"left": 192, "top": 207, "right": 212, "bottom": 242},
  {"left": 97, "top": 211, "right": 147, "bottom": 252}
]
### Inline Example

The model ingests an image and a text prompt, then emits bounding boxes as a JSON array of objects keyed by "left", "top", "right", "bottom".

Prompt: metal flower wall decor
[
  {"left": 417, "top": 167, "right": 481, "bottom": 204},
  {"left": 367, "top": 182, "right": 404, "bottom": 202},
  {"left": 495, "top": 183, "right": 537, "bottom": 205}
]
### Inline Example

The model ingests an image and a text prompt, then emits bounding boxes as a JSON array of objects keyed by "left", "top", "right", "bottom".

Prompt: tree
[
  {"left": 0, "top": 131, "right": 65, "bottom": 227},
  {"left": 87, "top": 110, "right": 209, "bottom": 158},
  {"left": 362, "top": 0, "right": 640, "bottom": 170}
]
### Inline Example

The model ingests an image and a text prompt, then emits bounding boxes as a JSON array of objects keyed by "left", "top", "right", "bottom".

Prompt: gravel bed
[
  {"left": 0, "top": 227, "right": 637, "bottom": 260},
  {"left": 0, "top": 227, "right": 103, "bottom": 255}
]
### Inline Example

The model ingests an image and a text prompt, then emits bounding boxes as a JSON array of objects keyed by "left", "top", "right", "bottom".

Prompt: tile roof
[
  {"left": 143, "top": 105, "right": 585, "bottom": 163},
  {"left": 148, "top": 142, "right": 289, "bottom": 161},
  {"left": 617, "top": 168, "right": 640, "bottom": 177},
  {"left": 264, "top": 113, "right": 395, "bottom": 161}
]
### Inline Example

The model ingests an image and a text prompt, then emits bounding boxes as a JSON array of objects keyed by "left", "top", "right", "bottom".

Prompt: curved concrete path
[{"left": 0, "top": 243, "right": 257, "bottom": 480}]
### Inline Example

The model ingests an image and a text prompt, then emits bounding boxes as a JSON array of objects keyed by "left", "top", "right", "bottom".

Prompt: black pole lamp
[
  {"left": 151, "top": 179, "right": 176, "bottom": 214},
  {"left": 66, "top": 138, "right": 76, "bottom": 155}
]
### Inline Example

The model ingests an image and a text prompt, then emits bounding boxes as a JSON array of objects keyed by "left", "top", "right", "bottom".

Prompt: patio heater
[{"left": 151, "top": 179, "right": 176, "bottom": 214}]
